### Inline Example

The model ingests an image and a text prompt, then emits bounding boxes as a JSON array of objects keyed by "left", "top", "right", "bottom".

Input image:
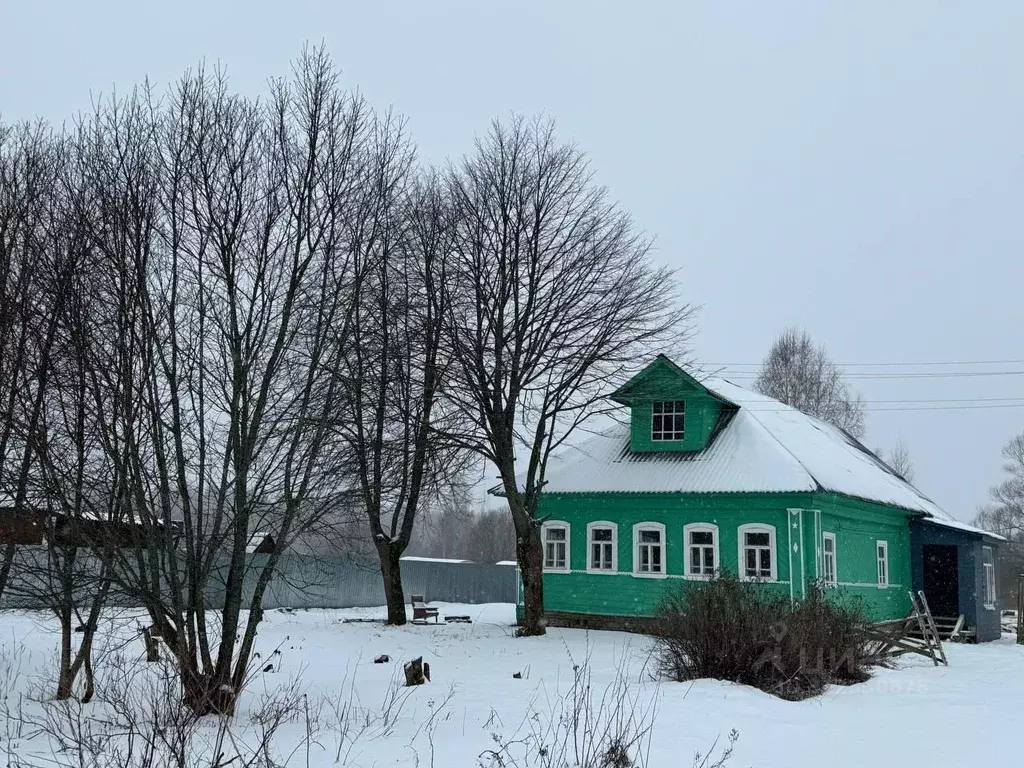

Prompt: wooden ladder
[{"left": 909, "top": 590, "right": 948, "bottom": 666}]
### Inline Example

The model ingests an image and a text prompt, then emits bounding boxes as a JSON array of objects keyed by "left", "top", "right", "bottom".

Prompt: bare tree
[
  {"left": 0, "top": 122, "right": 73, "bottom": 597},
  {"left": 409, "top": 503, "right": 516, "bottom": 564},
  {"left": 442, "top": 116, "right": 692, "bottom": 635},
  {"left": 16, "top": 142, "right": 118, "bottom": 701},
  {"left": 68, "top": 49, "right": 376, "bottom": 714},
  {"left": 0, "top": 122, "right": 120, "bottom": 701},
  {"left": 753, "top": 328, "right": 866, "bottom": 439},
  {"left": 974, "top": 432, "right": 1024, "bottom": 598},
  {"left": 883, "top": 438, "right": 915, "bottom": 483},
  {"left": 461, "top": 508, "right": 516, "bottom": 564},
  {"left": 331, "top": 137, "right": 466, "bottom": 624}
]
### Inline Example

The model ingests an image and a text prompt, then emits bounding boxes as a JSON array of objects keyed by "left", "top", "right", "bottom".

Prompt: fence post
[{"left": 1017, "top": 574, "right": 1024, "bottom": 645}]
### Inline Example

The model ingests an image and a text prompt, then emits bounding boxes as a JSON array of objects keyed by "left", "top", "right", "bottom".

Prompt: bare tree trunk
[
  {"left": 516, "top": 527, "right": 545, "bottom": 636},
  {"left": 0, "top": 541, "right": 17, "bottom": 601},
  {"left": 56, "top": 606, "right": 74, "bottom": 700},
  {"left": 378, "top": 543, "right": 407, "bottom": 626}
]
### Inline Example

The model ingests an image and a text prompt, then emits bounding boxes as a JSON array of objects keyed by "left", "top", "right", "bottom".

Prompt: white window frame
[
  {"left": 633, "top": 522, "right": 667, "bottom": 578},
  {"left": 683, "top": 523, "right": 719, "bottom": 579},
  {"left": 541, "top": 521, "right": 570, "bottom": 573},
  {"left": 651, "top": 400, "right": 686, "bottom": 442},
  {"left": 586, "top": 521, "right": 618, "bottom": 574},
  {"left": 822, "top": 532, "right": 837, "bottom": 587},
  {"left": 876, "top": 540, "right": 889, "bottom": 588},
  {"left": 738, "top": 523, "right": 777, "bottom": 582},
  {"left": 983, "top": 546, "right": 996, "bottom": 609}
]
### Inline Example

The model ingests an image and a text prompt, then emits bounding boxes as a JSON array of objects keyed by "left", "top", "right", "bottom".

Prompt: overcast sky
[{"left": 2, "top": 1, "right": 1022, "bottom": 520}]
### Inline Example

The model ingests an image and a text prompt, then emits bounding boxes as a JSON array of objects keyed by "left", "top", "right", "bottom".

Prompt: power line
[
  {"left": 862, "top": 397, "right": 1024, "bottom": 404},
  {"left": 708, "top": 359, "right": 1024, "bottom": 368},
  {"left": 721, "top": 370, "right": 1024, "bottom": 380},
  {"left": 743, "top": 403, "right": 1024, "bottom": 413}
]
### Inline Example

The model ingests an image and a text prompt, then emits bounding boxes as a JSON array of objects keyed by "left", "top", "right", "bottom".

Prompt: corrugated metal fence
[
  {"left": 1, "top": 550, "right": 517, "bottom": 610},
  {"left": 210, "top": 554, "right": 518, "bottom": 609}
]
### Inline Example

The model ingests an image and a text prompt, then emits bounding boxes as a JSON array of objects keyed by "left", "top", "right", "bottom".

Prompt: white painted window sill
[{"left": 632, "top": 571, "right": 668, "bottom": 579}]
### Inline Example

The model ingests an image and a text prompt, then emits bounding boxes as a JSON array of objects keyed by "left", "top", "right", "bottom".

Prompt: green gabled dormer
[{"left": 609, "top": 354, "right": 737, "bottom": 454}]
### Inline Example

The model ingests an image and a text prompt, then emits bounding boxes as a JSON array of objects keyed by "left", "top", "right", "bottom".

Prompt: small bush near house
[{"left": 654, "top": 574, "right": 879, "bottom": 700}]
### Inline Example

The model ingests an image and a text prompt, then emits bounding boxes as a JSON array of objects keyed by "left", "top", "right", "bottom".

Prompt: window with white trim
[
  {"left": 738, "top": 524, "right": 776, "bottom": 581},
  {"left": 876, "top": 540, "right": 889, "bottom": 587},
  {"left": 684, "top": 523, "right": 719, "bottom": 578},
  {"left": 587, "top": 522, "right": 617, "bottom": 573},
  {"left": 633, "top": 523, "right": 665, "bottom": 576},
  {"left": 542, "top": 522, "right": 569, "bottom": 571},
  {"left": 822, "top": 532, "right": 837, "bottom": 586},
  {"left": 651, "top": 401, "right": 685, "bottom": 441},
  {"left": 983, "top": 546, "right": 996, "bottom": 607}
]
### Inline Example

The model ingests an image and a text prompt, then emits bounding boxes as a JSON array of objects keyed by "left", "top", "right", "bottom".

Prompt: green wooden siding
[
  {"left": 813, "top": 496, "right": 913, "bottom": 619},
  {"left": 610, "top": 357, "right": 729, "bottom": 454},
  {"left": 528, "top": 491, "right": 913, "bottom": 622},
  {"left": 629, "top": 395, "right": 724, "bottom": 453}
]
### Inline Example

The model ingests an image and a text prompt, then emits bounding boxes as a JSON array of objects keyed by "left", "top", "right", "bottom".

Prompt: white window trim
[
  {"left": 632, "top": 522, "right": 667, "bottom": 578},
  {"left": 586, "top": 521, "right": 618, "bottom": 574},
  {"left": 541, "top": 521, "right": 570, "bottom": 573},
  {"left": 683, "top": 523, "right": 719, "bottom": 580},
  {"left": 650, "top": 401, "right": 685, "bottom": 442},
  {"left": 983, "top": 546, "right": 996, "bottom": 609},
  {"left": 738, "top": 523, "right": 778, "bottom": 582},
  {"left": 876, "top": 540, "right": 889, "bottom": 588},
  {"left": 822, "top": 531, "right": 837, "bottom": 587}
]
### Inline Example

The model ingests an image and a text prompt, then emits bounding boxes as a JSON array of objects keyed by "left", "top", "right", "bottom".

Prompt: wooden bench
[{"left": 410, "top": 594, "right": 439, "bottom": 624}]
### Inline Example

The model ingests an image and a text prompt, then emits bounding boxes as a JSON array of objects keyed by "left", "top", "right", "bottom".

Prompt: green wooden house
[{"left": 509, "top": 355, "right": 1000, "bottom": 635}]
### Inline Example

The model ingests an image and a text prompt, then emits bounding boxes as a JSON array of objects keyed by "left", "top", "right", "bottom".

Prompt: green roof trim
[{"left": 609, "top": 354, "right": 737, "bottom": 408}]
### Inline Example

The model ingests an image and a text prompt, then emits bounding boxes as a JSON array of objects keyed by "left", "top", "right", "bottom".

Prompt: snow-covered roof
[
  {"left": 526, "top": 375, "right": 999, "bottom": 538},
  {"left": 400, "top": 556, "right": 475, "bottom": 564}
]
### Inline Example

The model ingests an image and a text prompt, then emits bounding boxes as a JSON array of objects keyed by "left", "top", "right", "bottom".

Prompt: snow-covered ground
[{"left": 0, "top": 603, "right": 1021, "bottom": 766}]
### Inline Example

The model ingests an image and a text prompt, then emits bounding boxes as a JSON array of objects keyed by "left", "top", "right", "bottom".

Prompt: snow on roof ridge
[{"left": 700, "top": 376, "right": 958, "bottom": 514}]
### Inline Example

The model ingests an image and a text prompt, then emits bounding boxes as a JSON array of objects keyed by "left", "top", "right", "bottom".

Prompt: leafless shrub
[
  {"left": 478, "top": 655, "right": 658, "bottom": 768},
  {"left": 655, "top": 575, "right": 876, "bottom": 700},
  {"left": 32, "top": 652, "right": 318, "bottom": 768},
  {"left": 0, "top": 643, "right": 37, "bottom": 763},
  {"left": 321, "top": 663, "right": 415, "bottom": 765},
  {"left": 692, "top": 730, "right": 739, "bottom": 768}
]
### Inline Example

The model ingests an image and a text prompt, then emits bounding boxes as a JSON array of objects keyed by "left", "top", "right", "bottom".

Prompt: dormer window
[{"left": 651, "top": 401, "right": 685, "bottom": 441}]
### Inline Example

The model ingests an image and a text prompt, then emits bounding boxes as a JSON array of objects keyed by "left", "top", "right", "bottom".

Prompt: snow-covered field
[{"left": 0, "top": 603, "right": 1020, "bottom": 766}]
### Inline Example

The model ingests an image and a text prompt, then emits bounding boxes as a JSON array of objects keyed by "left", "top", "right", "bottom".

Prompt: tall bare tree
[
  {"left": 68, "top": 49, "right": 375, "bottom": 714},
  {"left": 0, "top": 122, "right": 119, "bottom": 700},
  {"left": 754, "top": 327, "right": 866, "bottom": 438},
  {"left": 18, "top": 226, "right": 117, "bottom": 702},
  {"left": 442, "top": 116, "right": 692, "bottom": 635},
  {"left": 975, "top": 433, "right": 1024, "bottom": 539},
  {"left": 974, "top": 432, "right": 1024, "bottom": 600},
  {"left": 330, "top": 126, "right": 465, "bottom": 624},
  {"left": 0, "top": 122, "right": 73, "bottom": 596}
]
